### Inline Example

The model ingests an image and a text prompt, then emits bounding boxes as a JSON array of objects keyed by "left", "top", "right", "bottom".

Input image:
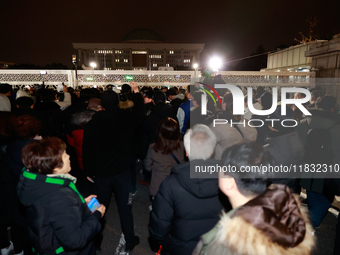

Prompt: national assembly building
[{"left": 73, "top": 29, "right": 205, "bottom": 71}]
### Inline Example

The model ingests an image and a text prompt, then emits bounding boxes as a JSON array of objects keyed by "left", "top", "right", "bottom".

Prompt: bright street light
[
  {"left": 209, "top": 57, "right": 222, "bottom": 72},
  {"left": 90, "top": 62, "right": 97, "bottom": 69},
  {"left": 193, "top": 63, "right": 198, "bottom": 69}
]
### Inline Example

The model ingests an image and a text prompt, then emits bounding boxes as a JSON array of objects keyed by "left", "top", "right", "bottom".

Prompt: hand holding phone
[{"left": 87, "top": 197, "right": 101, "bottom": 213}]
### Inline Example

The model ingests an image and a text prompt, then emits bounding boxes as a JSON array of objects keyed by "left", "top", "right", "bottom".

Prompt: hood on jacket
[
  {"left": 172, "top": 159, "right": 220, "bottom": 199},
  {"left": 18, "top": 170, "right": 83, "bottom": 207},
  {"left": 173, "top": 93, "right": 185, "bottom": 101},
  {"left": 210, "top": 184, "right": 315, "bottom": 255}
]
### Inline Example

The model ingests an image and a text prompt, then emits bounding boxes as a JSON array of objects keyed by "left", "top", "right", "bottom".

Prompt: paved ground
[{"left": 99, "top": 169, "right": 339, "bottom": 255}]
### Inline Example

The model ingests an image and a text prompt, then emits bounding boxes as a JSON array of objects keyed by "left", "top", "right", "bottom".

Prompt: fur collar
[
  {"left": 118, "top": 100, "right": 134, "bottom": 109},
  {"left": 210, "top": 195, "right": 315, "bottom": 255}
]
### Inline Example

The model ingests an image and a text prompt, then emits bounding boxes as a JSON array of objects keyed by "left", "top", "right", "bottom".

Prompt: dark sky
[{"left": 1, "top": 0, "right": 340, "bottom": 69}]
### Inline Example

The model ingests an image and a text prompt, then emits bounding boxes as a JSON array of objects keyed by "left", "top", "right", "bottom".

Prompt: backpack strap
[{"left": 171, "top": 153, "right": 181, "bottom": 164}]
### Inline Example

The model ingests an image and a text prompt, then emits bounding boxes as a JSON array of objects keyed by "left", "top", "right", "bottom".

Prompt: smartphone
[{"left": 87, "top": 197, "right": 101, "bottom": 213}]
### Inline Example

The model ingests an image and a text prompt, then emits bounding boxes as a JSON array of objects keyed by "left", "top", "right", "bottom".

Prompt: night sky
[{"left": 2, "top": 0, "right": 340, "bottom": 69}]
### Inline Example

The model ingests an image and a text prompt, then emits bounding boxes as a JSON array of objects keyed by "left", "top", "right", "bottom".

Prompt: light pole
[{"left": 72, "top": 55, "right": 78, "bottom": 88}]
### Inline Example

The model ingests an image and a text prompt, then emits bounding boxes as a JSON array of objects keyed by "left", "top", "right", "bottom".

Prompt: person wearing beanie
[{"left": 82, "top": 90, "right": 144, "bottom": 253}]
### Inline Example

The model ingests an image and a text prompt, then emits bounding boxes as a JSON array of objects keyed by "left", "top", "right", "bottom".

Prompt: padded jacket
[
  {"left": 149, "top": 159, "right": 224, "bottom": 255},
  {"left": 17, "top": 171, "right": 101, "bottom": 255}
]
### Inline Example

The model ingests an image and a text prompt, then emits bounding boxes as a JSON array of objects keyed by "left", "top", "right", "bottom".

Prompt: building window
[
  {"left": 169, "top": 51, "right": 174, "bottom": 54},
  {"left": 184, "top": 59, "right": 191, "bottom": 63},
  {"left": 153, "top": 64, "right": 157, "bottom": 67},
  {"left": 132, "top": 51, "right": 147, "bottom": 54},
  {"left": 124, "top": 59, "right": 128, "bottom": 62},
  {"left": 166, "top": 64, "right": 170, "bottom": 67},
  {"left": 149, "top": 55, "right": 162, "bottom": 58},
  {"left": 115, "top": 59, "right": 120, "bottom": 62},
  {"left": 115, "top": 50, "right": 122, "bottom": 54}
]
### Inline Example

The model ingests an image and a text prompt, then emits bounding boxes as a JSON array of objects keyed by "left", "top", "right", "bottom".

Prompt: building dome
[{"left": 122, "top": 29, "right": 164, "bottom": 43}]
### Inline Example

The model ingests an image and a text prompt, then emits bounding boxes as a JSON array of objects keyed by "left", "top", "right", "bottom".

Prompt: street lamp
[
  {"left": 90, "top": 62, "right": 97, "bottom": 70},
  {"left": 72, "top": 55, "right": 78, "bottom": 88},
  {"left": 209, "top": 57, "right": 222, "bottom": 72}
]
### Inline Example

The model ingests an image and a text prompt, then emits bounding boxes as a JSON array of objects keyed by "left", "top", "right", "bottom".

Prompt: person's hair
[
  {"left": 121, "top": 84, "right": 131, "bottom": 94},
  {"left": 310, "top": 90, "right": 320, "bottom": 101},
  {"left": 223, "top": 93, "right": 233, "bottom": 111},
  {"left": 14, "top": 115, "right": 41, "bottom": 140},
  {"left": 80, "top": 88, "right": 97, "bottom": 103},
  {"left": 16, "top": 96, "right": 34, "bottom": 108},
  {"left": 184, "top": 124, "right": 216, "bottom": 160},
  {"left": 22, "top": 137, "right": 66, "bottom": 175},
  {"left": 36, "top": 88, "right": 55, "bottom": 102},
  {"left": 316, "top": 95, "right": 336, "bottom": 112},
  {"left": 192, "top": 91, "right": 203, "bottom": 106},
  {"left": 186, "top": 85, "right": 197, "bottom": 94},
  {"left": 260, "top": 92, "right": 273, "bottom": 110},
  {"left": 87, "top": 98, "right": 102, "bottom": 111},
  {"left": 153, "top": 117, "right": 181, "bottom": 155},
  {"left": 0, "top": 84, "right": 12, "bottom": 94},
  {"left": 221, "top": 142, "right": 274, "bottom": 197}
]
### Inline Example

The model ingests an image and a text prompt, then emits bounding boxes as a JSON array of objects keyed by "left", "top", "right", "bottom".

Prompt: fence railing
[{"left": 0, "top": 69, "right": 312, "bottom": 89}]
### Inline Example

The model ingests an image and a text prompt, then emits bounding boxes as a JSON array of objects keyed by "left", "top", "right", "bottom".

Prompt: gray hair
[{"left": 184, "top": 124, "right": 216, "bottom": 160}]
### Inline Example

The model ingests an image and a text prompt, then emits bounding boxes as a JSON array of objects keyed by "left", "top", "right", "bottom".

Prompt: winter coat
[
  {"left": 295, "top": 109, "right": 340, "bottom": 193},
  {"left": 17, "top": 171, "right": 102, "bottom": 255},
  {"left": 83, "top": 105, "right": 144, "bottom": 178},
  {"left": 193, "top": 184, "right": 315, "bottom": 255},
  {"left": 210, "top": 112, "right": 257, "bottom": 160},
  {"left": 263, "top": 131, "right": 304, "bottom": 193},
  {"left": 145, "top": 142, "right": 185, "bottom": 197},
  {"left": 149, "top": 159, "right": 224, "bottom": 255}
]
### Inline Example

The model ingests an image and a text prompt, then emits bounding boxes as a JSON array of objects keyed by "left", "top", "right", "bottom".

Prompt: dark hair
[
  {"left": 153, "top": 117, "right": 181, "bottom": 155},
  {"left": 316, "top": 95, "right": 336, "bottom": 112},
  {"left": 121, "top": 84, "right": 131, "bottom": 94},
  {"left": 14, "top": 115, "right": 41, "bottom": 140},
  {"left": 192, "top": 91, "right": 203, "bottom": 106},
  {"left": 0, "top": 84, "right": 12, "bottom": 94},
  {"left": 80, "top": 88, "right": 97, "bottom": 103},
  {"left": 22, "top": 137, "right": 66, "bottom": 175},
  {"left": 221, "top": 142, "right": 274, "bottom": 197},
  {"left": 310, "top": 90, "right": 320, "bottom": 101},
  {"left": 16, "top": 97, "right": 34, "bottom": 108},
  {"left": 223, "top": 93, "right": 233, "bottom": 111}
]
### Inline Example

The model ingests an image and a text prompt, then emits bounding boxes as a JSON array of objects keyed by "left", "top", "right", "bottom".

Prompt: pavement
[{"left": 99, "top": 171, "right": 339, "bottom": 255}]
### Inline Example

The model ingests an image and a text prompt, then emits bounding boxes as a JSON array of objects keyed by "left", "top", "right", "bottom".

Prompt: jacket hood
[
  {"left": 208, "top": 184, "right": 315, "bottom": 255},
  {"left": 18, "top": 171, "right": 83, "bottom": 207},
  {"left": 173, "top": 93, "right": 185, "bottom": 100},
  {"left": 172, "top": 159, "right": 220, "bottom": 198},
  {"left": 118, "top": 100, "right": 134, "bottom": 110}
]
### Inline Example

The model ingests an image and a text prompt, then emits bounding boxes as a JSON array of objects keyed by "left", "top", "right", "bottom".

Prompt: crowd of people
[{"left": 0, "top": 81, "right": 339, "bottom": 255}]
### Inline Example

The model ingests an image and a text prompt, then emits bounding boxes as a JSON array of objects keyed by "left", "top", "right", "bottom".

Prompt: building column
[
  {"left": 112, "top": 49, "right": 116, "bottom": 69},
  {"left": 163, "top": 49, "right": 167, "bottom": 66},
  {"left": 95, "top": 49, "right": 99, "bottom": 69},
  {"left": 129, "top": 49, "right": 133, "bottom": 70}
]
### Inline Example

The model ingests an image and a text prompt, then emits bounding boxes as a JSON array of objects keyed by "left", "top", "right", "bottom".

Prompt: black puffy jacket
[
  {"left": 17, "top": 171, "right": 101, "bottom": 255},
  {"left": 149, "top": 159, "right": 224, "bottom": 255}
]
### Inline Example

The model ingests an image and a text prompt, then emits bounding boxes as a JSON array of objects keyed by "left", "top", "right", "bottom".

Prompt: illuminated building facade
[{"left": 73, "top": 29, "right": 204, "bottom": 70}]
